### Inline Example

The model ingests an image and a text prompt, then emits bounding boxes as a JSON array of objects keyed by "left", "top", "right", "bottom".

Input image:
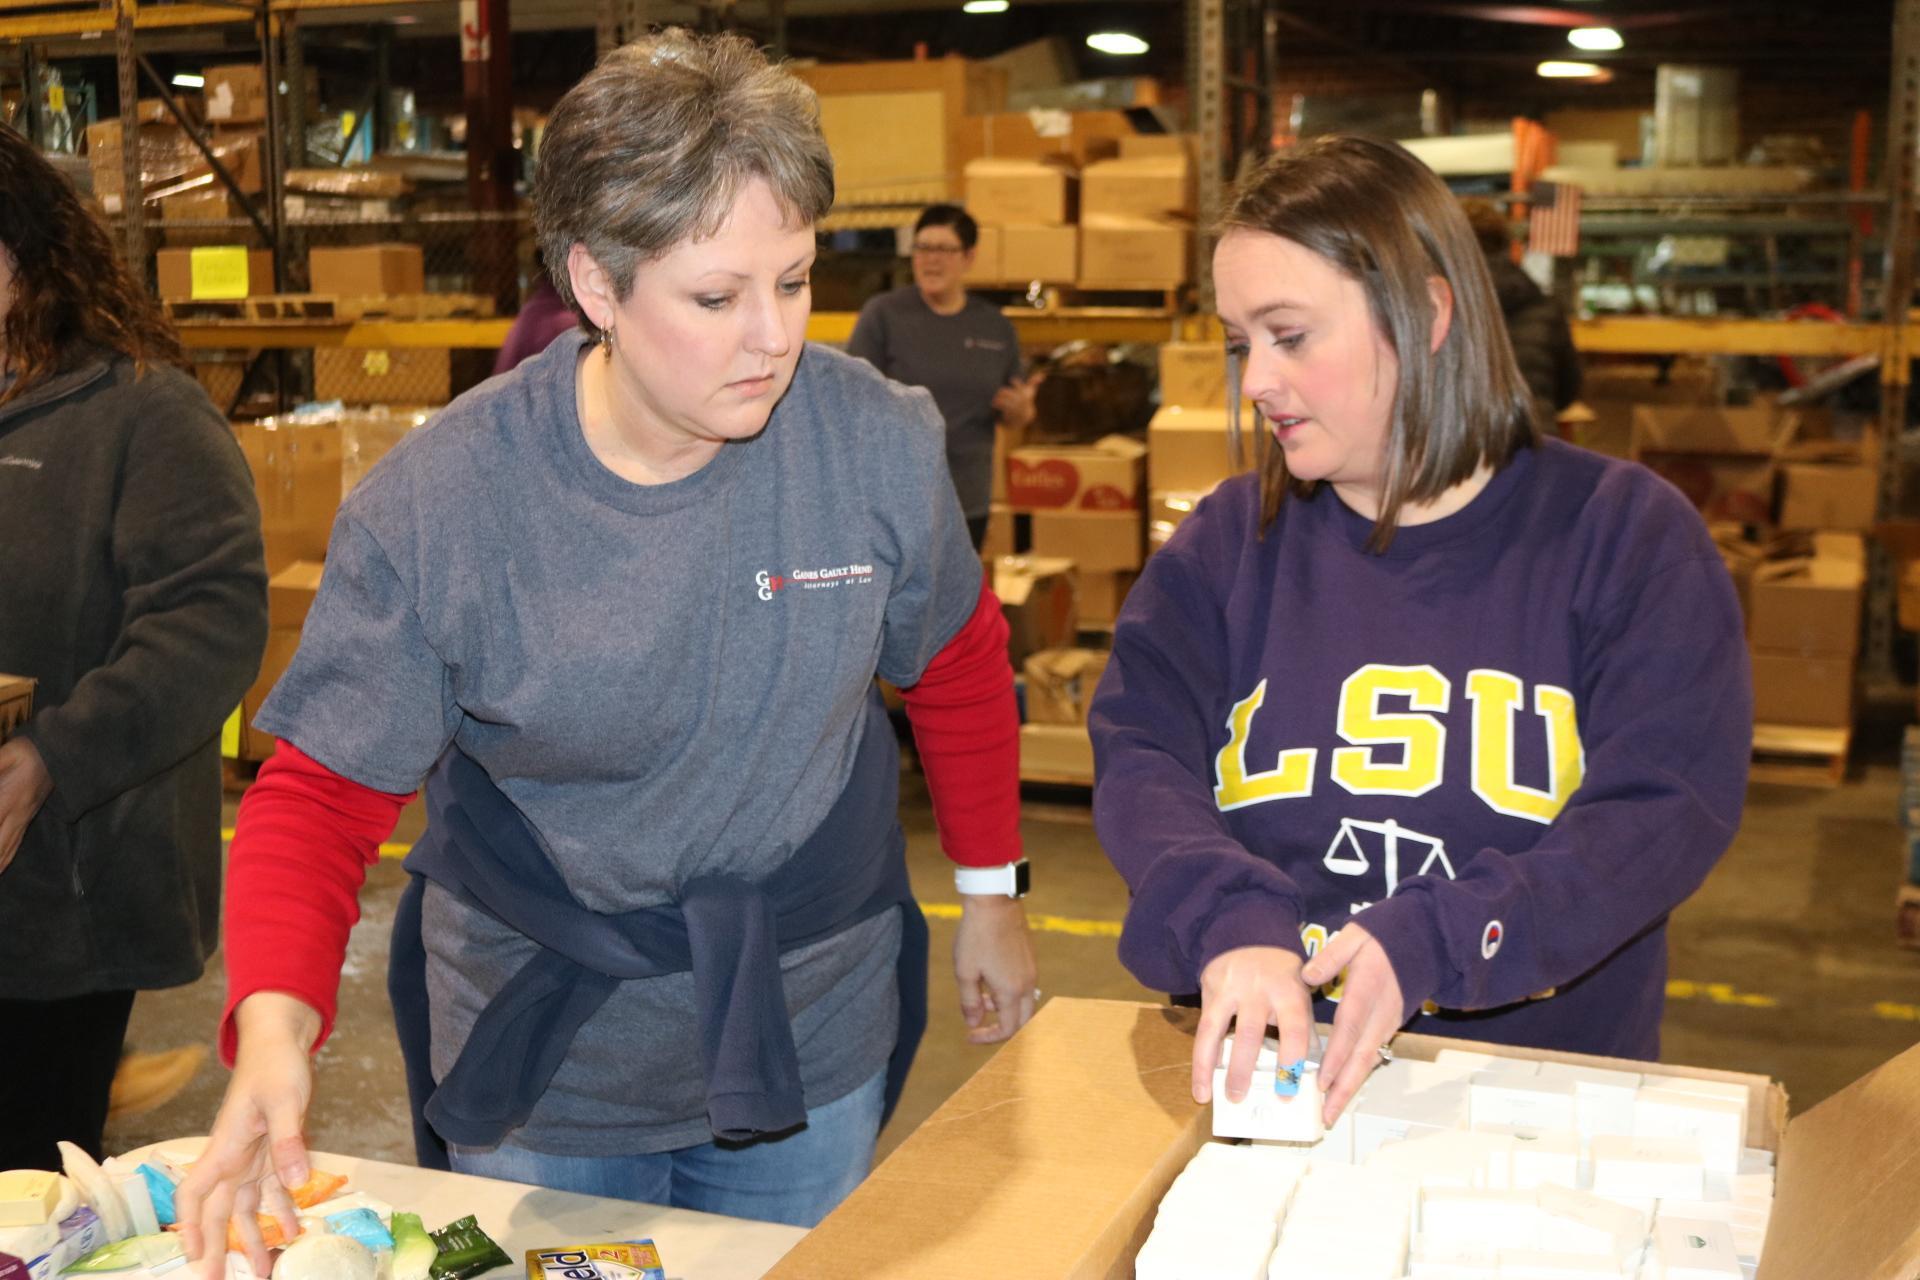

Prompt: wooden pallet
[
  {"left": 333, "top": 293, "right": 498, "bottom": 321},
  {"left": 1750, "top": 722, "right": 1851, "bottom": 788},
  {"left": 163, "top": 294, "right": 340, "bottom": 323}
]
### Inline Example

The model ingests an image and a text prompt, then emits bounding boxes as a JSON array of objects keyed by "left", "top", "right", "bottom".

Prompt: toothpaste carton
[{"left": 525, "top": 1241, "right": 666, "bottom": 1280}]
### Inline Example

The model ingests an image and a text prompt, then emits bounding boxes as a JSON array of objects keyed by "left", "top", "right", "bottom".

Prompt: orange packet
[{"left": 166, "top": 1168, "right": 349, "bottom": 1254}]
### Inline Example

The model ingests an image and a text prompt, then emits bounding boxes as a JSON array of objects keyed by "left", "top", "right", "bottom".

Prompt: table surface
[{"left": 122, "top": 1139, "right": 807, "bottom": 1279}]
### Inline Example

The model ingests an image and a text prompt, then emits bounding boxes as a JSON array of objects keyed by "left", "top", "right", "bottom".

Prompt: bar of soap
[
  {"left": 1536, "top": 1184, "right": 1646, "bottom": 1261},
  {"left": 1469, "top": 1074, "right": 1579, "bottom": 1135},
  {"left": 1590, "top": 1135, "right": 1705, "bottom": 1200},
  {"left": 1417, "top": 1187, "right": 1543, "bottom": 1253},
  {"left": 1214, "top": 1062, "right": 1324, "bottom": 1143},
  {"left": 1536, "top": 1062, "right": 1641, "bottom": 1140},
  {"left": 1351, "top": 1075, "right": 1469, "bottom": 1162},
  {"left": 1653, "top": 1216, "right": 1744, "bottom": 1279},
  {"left": 1633, "top": 1087, "right": 1745, "bottom": 1175},
  {"left": 0, "top": 1170, "right": 62, "bottom": 1227},
  {"left": 1477, "top": 1125, "right": 1581, "bottom": 1191},
  {"left": 1435, "top": 1049, "right": 1540, "bottom": 1077}
]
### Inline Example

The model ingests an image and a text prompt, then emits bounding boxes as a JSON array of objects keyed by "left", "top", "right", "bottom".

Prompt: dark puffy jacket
[
  {"left": 0, "top": 350, "right": 266, "bottom": 999},
  {"left": 1487, "top": 254, "right": 1582, "bottom": 429}
]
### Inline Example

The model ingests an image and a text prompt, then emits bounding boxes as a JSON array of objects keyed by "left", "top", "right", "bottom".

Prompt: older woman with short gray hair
[{"left": 178, "top": 30, "right": 1036, "bottom": 1271}]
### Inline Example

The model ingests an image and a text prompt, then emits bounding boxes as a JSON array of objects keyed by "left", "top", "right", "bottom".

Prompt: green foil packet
[{"left": 429, "top": 1214, "right": 512, "bottom": 1279}]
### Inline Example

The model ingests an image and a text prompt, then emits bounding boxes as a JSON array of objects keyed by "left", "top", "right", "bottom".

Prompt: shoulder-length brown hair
[
  {"left": 1219, "top": 134, "right": 1536, "bottom": 547},
  {"left": 0, "top": 126, "right": 183, "bottom": 407}
]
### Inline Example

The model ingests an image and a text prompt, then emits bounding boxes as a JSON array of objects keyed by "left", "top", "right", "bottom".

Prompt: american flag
[{"left": 1527, "top": 181, "right": 1583, "bottom": 257}]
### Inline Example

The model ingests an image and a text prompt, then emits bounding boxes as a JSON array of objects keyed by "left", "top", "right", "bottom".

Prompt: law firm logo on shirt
[
  {"left": 963, "top": 337, "right": 1007, "bottom": 352},
  {"left": 754, "top": 562, "right": 877, "bottom": 601}
]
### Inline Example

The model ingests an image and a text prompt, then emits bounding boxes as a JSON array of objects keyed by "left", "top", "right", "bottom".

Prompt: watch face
[{"left": 1013, "top": 859, "right": 1031, "bottom": 896}]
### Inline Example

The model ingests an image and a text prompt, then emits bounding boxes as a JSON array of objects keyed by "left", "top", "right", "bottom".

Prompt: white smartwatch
[{"left": 954, "top": 858, "right": 1031, "bottom": 898}]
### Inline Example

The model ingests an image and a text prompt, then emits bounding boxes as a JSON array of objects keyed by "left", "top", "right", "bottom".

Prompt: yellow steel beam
[
  {"left": 1571, "top": 316, "right": 1889, "bottom": 358},
  {"left": 177, "top": 319, "right": 515, "bottom": 349},
  {"left": 268, "top": 0, "right": 418, "bottom": 10},
  {"left": 0, "top": 0, "right": 248, "bottom": 35}
]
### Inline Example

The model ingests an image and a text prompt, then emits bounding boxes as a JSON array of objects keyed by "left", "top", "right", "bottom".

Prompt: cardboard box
[
  {"left": 1005, "top": 435, "right": 1146, "bottom": 512},
  {"left": 991, "top": 423, "right": 1023, "bottom": 505},
  {"left": 1120, "top": 134, "right": 1194, "bottom": 161},
  {"left": 1077, "top": 569, "right": 1137, "bottom": 629},
  {"left": 959, "top": 110, "right": 1135, "bottom": 168},
  {"left": 159, "top": 190, "right": 247, "bottom": 247},
  {"left": 1750, "top": 651, "right": 1855, "bottom": 727},
  {"left": 1749, "top": 549, "right": 1864, "bottom": 658},
  {"left": 308, "top": 243, "right": 426, "bottom": 297},
  {"left": 313, "top": 348, "right": 452, "bottom": 407},
  {"left": 204, "top": 63, "right": 267, "bottom": 124},
  {"left": 1078, "top": 219, "right": 1190, "bottom": 288},
  {"left": 1024, "top": 648, "right": 1110, "bottom": 726},
  {"left": 155, "top": 247, "right": 274, "bottom": 301},
  {"left": 1778, "top": 463, "right": 1878, "bottom": 531},
  {"left": 1081, "top": 155, "right": 1195, "bottom": 222},
  {"left": 134, "top": 96, "right": 195, "bottom": 126},
  {"left": 965, "top": 158, "right": 1076, "bottom": 226},
  {"left": 1630, "top": 404, "right": 1788, "bottom": 457},
  {"left": 1016, "top": 722, "right": 1094, "bottom": 781},
  {"left": 770, "top": 998, "right": 1918, "bottom": 1280},
  {"left": 999, "top": 225, "right": 1078, "bottom": 284},
  {"left": 994, "top": 555, "right": 1078, "bottom": 666},
  {"left": 0, "top": 675, "right": 34, "bottom": 743},
  {"left": 1148, "top": 406, "right": 1254, "bottom": 493},
  {"left": 238, "top": 629, "right": 303, "bottom": 761},
  {"left": 1158, "top": 341, "right": 1227, "bottom": 409},
  {"left": 1031, "top": 510, "right": 1144, "bottom": 572},
  {"left": 966, "top": 224, "right": 1004, "bottom": 284},
  {"left": 795, "top": 57, "right": 1006, "bottom": 205},
  {"left": 267, "top": 560, "right": 325, "bottom": 632},
  {"left": 233, "top": 419, "right": 343, "bottom": 574}
]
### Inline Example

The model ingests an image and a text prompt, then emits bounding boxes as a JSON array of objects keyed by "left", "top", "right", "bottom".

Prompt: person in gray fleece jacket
[{"left": 0, "top": 128, "right": 267, "bottom": 1170}]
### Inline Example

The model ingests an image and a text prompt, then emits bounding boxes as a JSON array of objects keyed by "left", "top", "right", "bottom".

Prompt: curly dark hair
[{"left": 0, "top": 125, "right": 183, "bottom": 407}]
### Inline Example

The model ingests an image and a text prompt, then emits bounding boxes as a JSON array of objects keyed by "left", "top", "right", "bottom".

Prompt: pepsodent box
[{"left": 525, "top": 1241, "right": 665, "bottom": 1280}]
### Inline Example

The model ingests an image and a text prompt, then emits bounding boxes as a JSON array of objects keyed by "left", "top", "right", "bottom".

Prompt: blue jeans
[{"left": 447, "top": 1069, "right": 885, "bottom": 1228}]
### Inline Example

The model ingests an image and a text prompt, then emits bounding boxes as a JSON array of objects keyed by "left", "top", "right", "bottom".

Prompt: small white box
[
  {"left": 1538, "top": 1061, "right": 1641, "bottom": 1140},
  {"left": 1496, "top": 1248, "right": 1621, "bottom": 1278},
  {"left": 1213, "top": 1062, "right": 1324, "bottom": 1143},
  {"left": 1408, "top": 1240, "right": 1498, "bottom": 1280},
  {"left": 1419, "top": 1188, "right": 1544, "bottom": 1252},
  {"left": 1368, "top": 1129, "right": 1520, "bottom": 1191},
  {"left": 1351, "top": 1076, "right": 1470, "bottom": 1162},
  {"left": 1436, "top": 1049, "right": 1539, "bottom": 1077},
  {"left": 1478, "top": 1126, "right": 1582, "bottom": 1191},
  {"left": 1633, "top": 1088, "right": 1745, "bottom": 1175},
  {"left": 1471, "top": 1073, "right": 1580, "bottom": 1134},
  {"left": 1537, "top": 1184, "right": 1647, "bottom": 1261},
  {"left": 1268, "top": 1233, "right": 1404, "bottom": 1280},
  {"left": 1589, "top": 1135, "right": 1706, "bottom": 1200},
  {"left": 1653, "top": 1216, "right": 1743, "bottom": 1279},
  {"left": 1136, "top": 1220, "right": 1275, "bottom": 1280}
]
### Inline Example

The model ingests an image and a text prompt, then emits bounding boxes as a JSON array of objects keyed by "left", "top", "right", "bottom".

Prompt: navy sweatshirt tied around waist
[{"left": 388, "top": 691, "right": 928, "bottom": 1167}]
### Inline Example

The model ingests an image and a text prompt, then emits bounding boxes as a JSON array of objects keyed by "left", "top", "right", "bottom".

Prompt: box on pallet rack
[
  {"left": 794, "top": 56, "right": 1007, "bottom": 205},
  {"left": 964, "top": 157, "right": 1077, "bottom": 226},
  {"left": 764, "top": 996, "right": 1920, "bottom": 1280},
  {"left": 1031, "top": 510, "right": 1143, "bottom": 573},
  {"left": 1078, "top": 217, "right": 1190, "bottom": 289},
  {"left": 313, "top": 348, "right": 452, "bottom": 407},
  {"left": 994, "top": 555, "right": 1078, "bottom": 667},
  {"left": 203, "top": 64, "right": 267, "bottom": 124},
  {"left": 1005, "top": 435, "right": 1146, "bottom": 512},
  {"left": 308, "top": 243, "right": 426, "bottom": 297},
  {"left": 156, "top": 247, "right": 274, "bottom": 301},
  {"left": 1148, "top": 405, "right": 1254, "bottom": 494}
]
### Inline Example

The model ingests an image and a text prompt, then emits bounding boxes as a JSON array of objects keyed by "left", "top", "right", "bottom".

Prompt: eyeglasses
[{"left": 910, "top": 243, "right": 966, "bottom": 257}]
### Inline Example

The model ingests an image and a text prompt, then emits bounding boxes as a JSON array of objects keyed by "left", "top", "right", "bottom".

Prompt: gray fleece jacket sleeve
[{"left": 24, "top": 370, "right": 268, "bottom": 819}]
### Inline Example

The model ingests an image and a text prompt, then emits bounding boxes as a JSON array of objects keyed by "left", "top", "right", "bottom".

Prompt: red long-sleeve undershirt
[{"left": 219, "top": 577, "right": 1021, "bottom": 1061}]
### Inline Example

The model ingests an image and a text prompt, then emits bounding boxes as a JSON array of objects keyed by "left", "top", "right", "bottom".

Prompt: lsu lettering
[{"left": 1216, "top": 663, "right": 1584, "bottom": 824}]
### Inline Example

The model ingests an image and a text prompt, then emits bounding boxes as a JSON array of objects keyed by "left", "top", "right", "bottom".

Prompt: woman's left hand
[
  {"left": 1300, "top": 922, "right": 1406, "bottom": 1126},
  {"left": 0, "top": 737, "right": 53, "bottom": 877},
  {"left": 991, "top": 377, "right": 1037, "bottom": 431},
  {"left": 953, "top": 894, "right": 1039, "bottom": 1044}
]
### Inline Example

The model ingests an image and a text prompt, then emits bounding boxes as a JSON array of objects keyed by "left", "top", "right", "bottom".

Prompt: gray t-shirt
[
  {"left": 258, "top": 333, "right": 980, "bottom": 1154},
  {"left": 846, "top": 287, "right": 1022, "bottom": 519}
]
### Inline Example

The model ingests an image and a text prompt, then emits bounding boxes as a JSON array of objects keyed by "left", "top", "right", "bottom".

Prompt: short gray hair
[{"left": 534, "top": 29, "right": 835, "bottom": 322}]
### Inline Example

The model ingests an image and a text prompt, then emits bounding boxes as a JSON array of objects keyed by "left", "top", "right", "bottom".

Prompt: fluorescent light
[
  {"left": 170, "top": 73, "right": 204, "bottom": 88},
  {"left": 1086, "top": 31, "right": 1149, "bottom": 55},
  {"left": 1568, "top": 26, "right": 1622, "bottom": 51},
  {"left": 1537, "top": 60, "right": 1604, "bottom": 78},
  {"left": 963, "top": 1, "right": 1009, "bottom": 12}
]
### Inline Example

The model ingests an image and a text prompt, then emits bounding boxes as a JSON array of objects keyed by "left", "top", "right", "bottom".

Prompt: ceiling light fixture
[
  {"left": 1537, "top": 60, "right": 1604, "bottom": 78},
  {"left": 963, "top": 1, "right": 1009, "bottom": 13},
  {"left": 1086, "top": 32, "right": 1149, "bottom": 55},
  {"left": 170, "top": 73, "right": 204, "bottom": 88},
  {"left": 1568, "top": 27, "right": 1622, "bottom": 51}
]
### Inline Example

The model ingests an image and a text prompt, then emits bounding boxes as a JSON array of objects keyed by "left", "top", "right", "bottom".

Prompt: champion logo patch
[{"left": 1481, "top": 920, "right": 1504, "bottom": 960}]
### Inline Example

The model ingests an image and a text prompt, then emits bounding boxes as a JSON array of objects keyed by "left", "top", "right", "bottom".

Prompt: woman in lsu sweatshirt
[{"left": 1090, "top": 136, "right": 1750, "bottom": 1126}]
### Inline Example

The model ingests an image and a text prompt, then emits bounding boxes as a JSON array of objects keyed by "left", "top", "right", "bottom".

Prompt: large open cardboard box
[{"left": 767, "top": 997, "right": 1920, "bottom": 1279}]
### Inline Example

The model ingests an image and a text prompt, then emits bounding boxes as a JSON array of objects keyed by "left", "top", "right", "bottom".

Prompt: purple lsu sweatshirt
[{"left": 1090, "top": 438, "right": 1751, "bottom": 1059}]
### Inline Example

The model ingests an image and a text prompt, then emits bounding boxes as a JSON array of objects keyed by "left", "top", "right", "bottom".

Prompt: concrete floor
[{"left": 106, "top": 714, "right": 1920, "bottom": 1169}]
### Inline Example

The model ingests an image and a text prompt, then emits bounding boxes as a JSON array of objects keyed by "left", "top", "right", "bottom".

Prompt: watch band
[{"left": 954, "top": 858, "right": 1031, "bottom": 898}]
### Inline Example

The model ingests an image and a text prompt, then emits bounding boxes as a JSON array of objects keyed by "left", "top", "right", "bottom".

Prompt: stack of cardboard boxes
[
  {"left": 88, "top": 67, "right": 267, "bottom": 220},
  {"left": 1747, "top": 534, "right": 1864, "bottom": 734},
  {"left": 1147, "top": 342, "right": 1255, "bottom": 551},
  {"left": 229, "top": 408, "right": 427, "bottom": 762},
  {"left": 962, "top": 136, "right": 1195, "bottom": 291},
  {"left": 305, "top": 244, "right": 450, "bottom": 405}
]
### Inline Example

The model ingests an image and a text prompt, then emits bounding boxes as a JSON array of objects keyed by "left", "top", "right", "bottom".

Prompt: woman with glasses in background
[{"left": 849, "top": 205, "right": 1035, "bottom": 551}]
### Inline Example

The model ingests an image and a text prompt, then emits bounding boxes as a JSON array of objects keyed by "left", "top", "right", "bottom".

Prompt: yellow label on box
[
  {"left": 190, "top": 245, "right": 252, "bottom": 300},
  {"left": 363, "top": 350, "right": 391, "bottom": 377},
  {"left": 48, "top": 85, "right": 66, "bottom": 113}
]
